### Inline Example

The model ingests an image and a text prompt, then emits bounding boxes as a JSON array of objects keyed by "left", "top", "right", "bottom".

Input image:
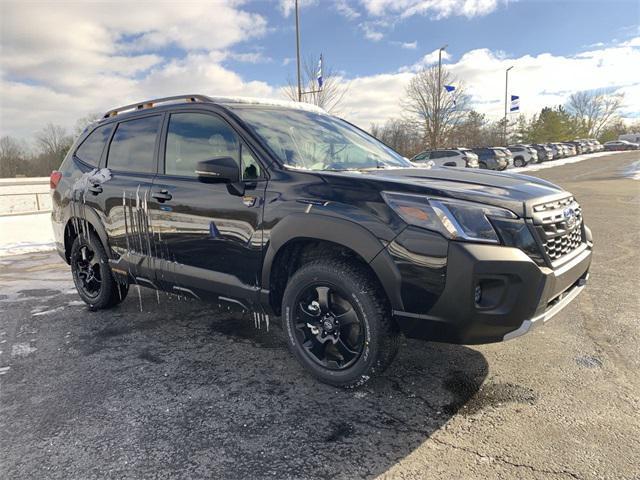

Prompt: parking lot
[{"left": 1, "top": 151, "right": 639, "bottom": 479}]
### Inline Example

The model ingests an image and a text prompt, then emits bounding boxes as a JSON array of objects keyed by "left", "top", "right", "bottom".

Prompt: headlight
[{"left": 382, "top": 192, "right": 517, "bottom": 243}]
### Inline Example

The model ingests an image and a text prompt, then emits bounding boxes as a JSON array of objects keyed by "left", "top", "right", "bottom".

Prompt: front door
[
  {"left": 148, "top": 111, "right": 267, "bottom": 303},
  {"left": 99, "top": 113, "right": 163, "bottom": 283}
]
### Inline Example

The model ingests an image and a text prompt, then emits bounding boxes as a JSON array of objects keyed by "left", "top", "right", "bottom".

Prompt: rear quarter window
[
  {"left": 75, "top": 123, "right": 114, "bottom": 166},
  {"left": 107, "top": 115, "right": 161, "bottom": 173}
]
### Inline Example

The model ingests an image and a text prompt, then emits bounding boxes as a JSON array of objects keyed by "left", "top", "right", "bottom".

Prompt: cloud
[
  {"left": 335, "top": 0, "right": 361, "bottom": 19},
  {"left": 279, "top": 0, "right": 318, "bottom": 17},
  {"left": 336, "top": 39, "right": 640, "bottom": 128},
  {"left": 391, "top": 41, "right": 418, "bottom": 50},
  {"left": 360, "top": 22, "right": 387, "bottom": 41},
  {"left": 400, "top": 48, "right": 451, "bottom": 71},
  {"left": 359, "top": 0, "right": 505, "bottom": 19}
]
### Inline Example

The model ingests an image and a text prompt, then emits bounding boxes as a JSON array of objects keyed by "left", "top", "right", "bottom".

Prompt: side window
[
  {"left": 241, "top": 144, "right": 262, "bottom": 180},
  {"left": 165, "top": 113, "right": 240, "bottom": 177},
  {"left": 75, "top": 123, "right": 114, "bottom": 166},
  {"left": 431, "top": 151, "right": 443, "bottom": 158},
  {"left": 107, "top": 116, "right": 161, "bottom": 173}
]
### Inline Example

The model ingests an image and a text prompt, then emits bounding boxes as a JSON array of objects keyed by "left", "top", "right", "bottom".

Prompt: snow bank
[
  {"left": 623, "top": 160, "right": 640, "bottom": 180},
  {"left": 509, "top": 151, "right": 628, "bottom": 173},
  {"left": 0, "top": 212, "right": 55, "bottom": 257}
]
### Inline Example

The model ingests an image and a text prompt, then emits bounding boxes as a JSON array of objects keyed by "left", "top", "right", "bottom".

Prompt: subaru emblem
[{"left": 563, "top": 207, "right": 577, "bottom": 229}]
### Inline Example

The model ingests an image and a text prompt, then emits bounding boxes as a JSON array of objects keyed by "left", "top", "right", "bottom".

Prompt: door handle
[
  {"left": 88, "top": 184, "right": 103, "bottom": 195},
  {"left": 151, "top": 190, "right": 172, "bottom": 202}
]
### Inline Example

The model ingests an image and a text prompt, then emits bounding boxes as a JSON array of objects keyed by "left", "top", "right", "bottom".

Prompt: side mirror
[{"left": 196, "top": 157, "right": 239, "bottom": 183}]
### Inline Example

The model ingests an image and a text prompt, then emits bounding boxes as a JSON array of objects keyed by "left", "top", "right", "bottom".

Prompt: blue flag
[
  {"left": 317, "top": 54, "right": 323, "bottom": 88},
  {"left": 444, "top": 84, "right": 456, "bottom": 106},
  {"left": 510, "top": 95, "right": 520, "bottom": 112}
]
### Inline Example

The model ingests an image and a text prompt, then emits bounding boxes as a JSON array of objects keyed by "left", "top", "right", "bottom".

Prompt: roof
[{"left": 102, "top": 94, "right": 327, "bottom": 119}]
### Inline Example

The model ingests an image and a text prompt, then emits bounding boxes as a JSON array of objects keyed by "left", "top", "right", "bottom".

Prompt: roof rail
[{"left": 103, "top": 94, "right": 211, "bottom": 118}]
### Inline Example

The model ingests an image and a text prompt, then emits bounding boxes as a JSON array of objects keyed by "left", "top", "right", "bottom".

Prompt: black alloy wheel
[{"left": 293, "top": 284, "right": 365, "bottom": 370}]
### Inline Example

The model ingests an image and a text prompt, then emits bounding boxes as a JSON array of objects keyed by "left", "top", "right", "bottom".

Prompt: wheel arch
[
  {"left": 261, "top": 213, "right": 403, "bottom": 315},
  {"left": 63, "top": 206, "right": 111, "bottom": 263}
]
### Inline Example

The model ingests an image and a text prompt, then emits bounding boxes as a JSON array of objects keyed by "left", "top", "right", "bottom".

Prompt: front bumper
[{"left": 392, "top": 240, "right": 592, "bottom": 345}]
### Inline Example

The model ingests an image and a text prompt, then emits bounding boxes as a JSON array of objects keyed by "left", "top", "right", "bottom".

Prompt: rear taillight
[{"left": 50, "top": 170, "right": 62, "bottom": 189}]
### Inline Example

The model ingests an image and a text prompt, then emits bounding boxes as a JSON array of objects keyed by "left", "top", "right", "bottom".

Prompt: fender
[
  {"left": 63, "top": 201, "right": 113, "bottom": 259},
  {"left": 261, "top": 213, "right": 404, "bottom": 311}
]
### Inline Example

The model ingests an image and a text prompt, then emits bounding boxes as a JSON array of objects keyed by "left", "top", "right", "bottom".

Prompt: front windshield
[{"left": 230, "top": 106, "right": 412, "bottom": 171}]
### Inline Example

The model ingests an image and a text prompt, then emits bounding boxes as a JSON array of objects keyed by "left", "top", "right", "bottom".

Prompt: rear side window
[
  {"left": 107, "top": 116, "right": 161, "bottom": 173},
  {"left": 75, "top": 124, "right": 114, "bottom": 166}
]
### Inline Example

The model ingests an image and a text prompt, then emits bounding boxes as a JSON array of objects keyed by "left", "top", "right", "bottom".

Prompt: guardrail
[{"left": 0, "top": 177, "right": 52, "bottom": 216}]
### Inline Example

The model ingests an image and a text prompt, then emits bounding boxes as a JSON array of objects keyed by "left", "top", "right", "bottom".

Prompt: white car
[
  {"left": 411, "top": 149, "right": 479, "bottom": 168},
  {"left": 509, "top": 145, "right": 539, "bottom": 167}
]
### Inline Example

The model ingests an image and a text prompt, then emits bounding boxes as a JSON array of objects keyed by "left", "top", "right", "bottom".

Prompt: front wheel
[
  {"left": 282, "top": 259, "right": 399, "bottom": 388},
  {"left": 514, "top": 157, "right": 525, "bottom": 167}
]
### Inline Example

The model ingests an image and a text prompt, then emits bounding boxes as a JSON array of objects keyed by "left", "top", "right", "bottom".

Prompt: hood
[{"left": 319, "top": 167, "right": 566, "bottom": 217}]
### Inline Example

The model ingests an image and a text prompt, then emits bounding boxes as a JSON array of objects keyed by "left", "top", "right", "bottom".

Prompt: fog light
[{"left": 474, "top": 285, "right": 482, "bottom": 304}]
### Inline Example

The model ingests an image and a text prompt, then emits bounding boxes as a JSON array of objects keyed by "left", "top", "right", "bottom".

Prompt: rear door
[
  {"left": 148, "top": 110, "right": 267, "bottom": 302},
  {"left": 99, "top": 114, "right": 163, "bottom": 283}
]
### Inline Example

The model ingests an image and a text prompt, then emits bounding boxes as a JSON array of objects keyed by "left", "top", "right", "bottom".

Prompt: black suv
[{"left": 51, "top": 95, "right": 593, "bottom": 387}]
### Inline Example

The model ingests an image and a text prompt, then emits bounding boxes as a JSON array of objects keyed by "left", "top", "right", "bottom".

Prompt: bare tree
[
  {"left": 566, "top": 90, "right": 624, "bottom": 138},
  {"left": 285, "top": 55, "right": 349, "bottom": 113},
  {"left": 0, "top": 136, "right": 28, "bottom": 178},
  {"left": 369, "top": 118, "right": 423, "bottom": 157},
  {"left": 402, "top": 65, "right": 469, "bottom": 149},
  {"left": 74, "top": 112, "right": 103, "bottom": 137},
  {"left": 34, "top": 123, "right": 73, "bottom": 174}
]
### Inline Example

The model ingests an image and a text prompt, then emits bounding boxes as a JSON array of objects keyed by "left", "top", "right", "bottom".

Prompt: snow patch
[
  {"left": 623, "top": 160, "right": 640, "bottom": 180},
  {"left": 32, "top": 306, "right": 65, "bottom": 317},
  {"left": 11, "top": 343, "right": 37, "bottom": 357},
  {"left": 67, "top": 300, "right": 86, "bottom": 306},
  {"left": 509, "top": 151, "right": 628, "bottom": 173},
  {"left": 71, "top": 168, "right": 112, "bottom": 195},
  {"left": 0, "top": 212, "right": 55, "bottom": 257}
]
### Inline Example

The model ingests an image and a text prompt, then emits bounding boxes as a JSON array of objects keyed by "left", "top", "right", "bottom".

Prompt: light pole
[
  {"left": 295, "top": 0, "right": 302, "bottom": 101},
  {"left": 435, "top": 44, "right": 448, "bottom": 148},
  {"left": 504, "top": 65, "right": 514, "bottom": 145}
]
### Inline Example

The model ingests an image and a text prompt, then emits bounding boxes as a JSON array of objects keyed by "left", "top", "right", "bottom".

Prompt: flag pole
[
  {"left": 504, "top": 65, "right": 513, "bottom": 145},
  {"left": 295, "top": 0, "right": 302, "bottom": 102}
]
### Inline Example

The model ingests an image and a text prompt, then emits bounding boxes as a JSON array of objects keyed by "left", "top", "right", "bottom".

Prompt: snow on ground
[
  {"left": 0, "top": 212, "right": 55, "bottom": 257},
  {"left": 507, "top": 150, "right": 630, "bottom": 173},
  {"left": 623, "top": 159, "right": 640, "bottom": 180}
]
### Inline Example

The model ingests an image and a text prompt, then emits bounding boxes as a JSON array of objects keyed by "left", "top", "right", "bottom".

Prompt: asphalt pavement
[{"left": 1, "top": 151, "right": 639, "bottom": 480}]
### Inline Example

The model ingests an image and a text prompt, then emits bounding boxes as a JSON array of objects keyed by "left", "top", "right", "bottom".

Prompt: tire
[
  {"left": 514, "top": 157, "right": 525, "bottom": 168},
  {"left": 70, "top": 231, "right": 129, "bottom": 310},
  {"left": 479, "top": 162, "right": 488, "bottom": 169},
  {"left": 282, "top": 259, "right": 399, "bottom": 388}
]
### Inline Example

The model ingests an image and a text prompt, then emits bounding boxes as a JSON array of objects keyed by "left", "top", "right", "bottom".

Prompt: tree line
[{"left": 0, "top": 114, "right": 99, "bottom": 178}]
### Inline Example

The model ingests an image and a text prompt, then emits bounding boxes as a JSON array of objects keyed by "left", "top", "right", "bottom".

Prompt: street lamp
[
  {"left": 435, "top": 44, "right": 448, "bottom": 148},
  {"left": 504, "top": 65, "right": 514, "bottom": 145},
  {"left": 295, "top": 0, "right": 302, "bottom": 101}
]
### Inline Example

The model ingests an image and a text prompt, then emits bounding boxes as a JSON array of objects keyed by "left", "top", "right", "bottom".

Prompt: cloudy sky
[{"left": 1, "top": 0, "right": 639, "bottom": 140}]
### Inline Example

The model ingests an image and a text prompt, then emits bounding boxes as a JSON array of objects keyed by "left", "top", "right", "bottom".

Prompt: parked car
[
  {"left": 585, "top": 139, "right": 604, "bottom": 152},
  {"left": 411, "top": 148, "right": 479, "bottom": 168},
  {"left": 470, "top": 147, "right": 510, "bottom": 170},
  {"left": 604, "top": 140, "right": 640, "bottom": 151},
  {"left": 567, "top": 140, "right": 588, "bottom": 155},
  {"left": 561, "top": 143, "right": 577, "bottom": 156},
  {"left": 546, "top": 143, "right": 565, "bottom": 159},
  {"left": 457, "top": 148, "right": 480, "bottom": 167},
  {"left": 50, "top": 94, "right": 593, "bottom": 387},
  {"left": 531, "top": 144, "right": 554, "bottom": 161},
  {"left": 494, "top": 147, "right": 514, "bottom": 167},
  {"left": 508, "top": 145, "right": 539, "bottom": 167}
]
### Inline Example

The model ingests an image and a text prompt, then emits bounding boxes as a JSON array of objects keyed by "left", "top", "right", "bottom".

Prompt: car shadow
[{"left": 3, "top": 287, "right": 491, "bottom": 479}]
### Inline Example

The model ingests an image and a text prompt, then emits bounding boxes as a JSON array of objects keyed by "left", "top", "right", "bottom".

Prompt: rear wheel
[
  {"left": 479, "top": 162, "right": 488, "bottom": 169},
  {"left": 70, "top": 232, "right": 128, "bottom": 310},
  {"left": 514, "top": 157, "right": 525, "bottom": 167},
  {"left": 282, "top": 259, "right": 399, "bottom": 388}
]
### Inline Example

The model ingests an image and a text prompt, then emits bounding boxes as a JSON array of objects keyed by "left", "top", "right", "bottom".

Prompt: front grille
[{"left": 532, "top": 196, "right": 584, "bottom": 263}]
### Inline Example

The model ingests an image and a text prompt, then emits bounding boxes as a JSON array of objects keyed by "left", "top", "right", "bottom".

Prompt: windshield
[{"left": 229, "top": 106, "right": 412, "bottom": 171}]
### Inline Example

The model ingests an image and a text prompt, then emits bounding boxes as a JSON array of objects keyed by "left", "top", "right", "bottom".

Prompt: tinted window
[
  {"left": 165, "top": 113, "right": 240, "bottom": 177},
  {"left": 430, "top": 151, "right": 444, "bottom": 158},
  {"left": 107, "top": 116, "right": 161, "bottom": 173},
  {"left": 76, "top": 123, "right": 114, "bottom": 166}
]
